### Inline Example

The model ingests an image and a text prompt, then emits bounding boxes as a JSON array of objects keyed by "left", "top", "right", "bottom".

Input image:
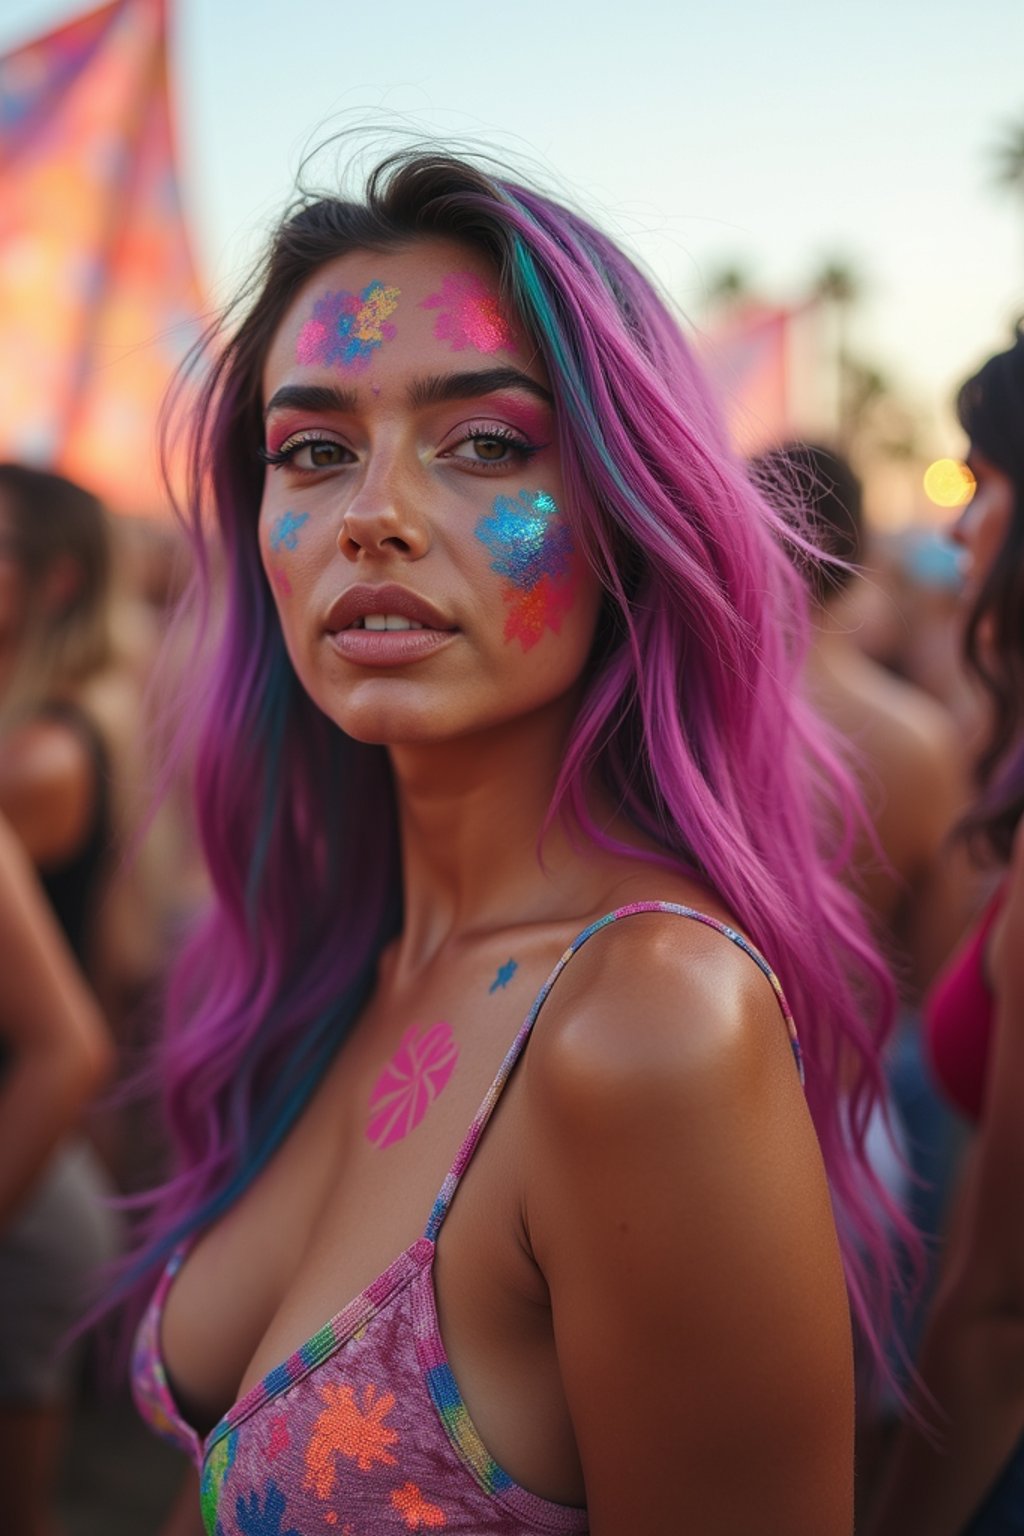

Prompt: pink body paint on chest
[{"left": 366, "top": 1022, "right": 459, "bottom": 1149}]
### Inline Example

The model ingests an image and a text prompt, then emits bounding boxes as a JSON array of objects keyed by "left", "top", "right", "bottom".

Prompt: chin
[{"left": 325, "top": 695, "right": 464, "bottom": 748}]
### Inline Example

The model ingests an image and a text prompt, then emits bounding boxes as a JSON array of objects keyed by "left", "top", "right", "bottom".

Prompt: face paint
[
  {"left": 296, "top": 280, "right": 400, "bottom": 372},
  {"left": 474, "top": 489, "right": 577, "bottom": 651},
  {"left": 269, "top": 510, "right": 309, "bottom": 552},
  {"left": 488, "top": 959, "right": 518, "bottom": 993},
  {"left": 270, "top": 566, "right": 292, "bottom": 597},
  {"left": 365, "top": 1022, "right": 459, "bottom": 1150},
  {"left": 420, "top": 271, "right": 517, "bottom": 355},
  {"left": 503, "top": 576, "right": 576, "bottom": 650}
]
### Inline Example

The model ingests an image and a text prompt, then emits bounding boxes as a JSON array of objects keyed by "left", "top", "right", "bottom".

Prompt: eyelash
[
  {"left": 258, "top": 425, "right": 546, "bottom": 475},
  {"left": 449, "top": 425, "right": 544, "bottom": 470},
  {"left": 259, "top": 431, "right": 349, "bottom": 471}
]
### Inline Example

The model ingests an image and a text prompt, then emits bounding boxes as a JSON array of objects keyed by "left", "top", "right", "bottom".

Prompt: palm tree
[
  {"left": 706, "top": 264, "right": 751, "bottom": 306},
  {"left": 991, "top": 115, "right": 1024, "bottom": 203},
  {"left": 813, "top": 260, "right": 863, "bottom": 449}
]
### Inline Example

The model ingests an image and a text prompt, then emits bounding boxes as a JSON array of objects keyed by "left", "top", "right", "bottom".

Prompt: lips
[{"left": 324, "top": 583, "right": 456, "bottom": 635}]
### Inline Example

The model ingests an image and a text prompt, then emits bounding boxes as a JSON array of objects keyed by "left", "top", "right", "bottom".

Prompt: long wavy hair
[
  {"left": 117, "top": 150, "right": 907, "bottom": 1366},
  {"left": 956, "top": 324, "right": 1024, "bottom": 863}
]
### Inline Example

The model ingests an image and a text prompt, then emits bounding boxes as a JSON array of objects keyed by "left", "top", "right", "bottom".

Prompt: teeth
[{"left": 359, "top": 614, "right": 425, "bottom": 631}]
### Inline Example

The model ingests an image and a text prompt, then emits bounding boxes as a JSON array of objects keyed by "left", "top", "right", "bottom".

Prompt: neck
[{"left": 386, "top": 691, "right": 617, "bottom": 969}]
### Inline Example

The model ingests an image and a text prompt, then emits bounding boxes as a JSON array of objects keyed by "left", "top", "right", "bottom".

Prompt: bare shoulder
[
  {"left": 0, "top": 716, "right": 97, "bottom": 864},
  {"left": 862, "top": 658, "right": 963, "bottom": 775},
  {"left": 519, "top": 904, "right": 853, "bottom": 1532},
  {"left": 525, "top": 902, "right": 799, "bottom": 1127}
]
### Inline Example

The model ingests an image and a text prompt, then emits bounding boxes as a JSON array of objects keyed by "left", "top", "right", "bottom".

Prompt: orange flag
[{"left": 0, "top": 0, "right": 205, "bottom": 515}]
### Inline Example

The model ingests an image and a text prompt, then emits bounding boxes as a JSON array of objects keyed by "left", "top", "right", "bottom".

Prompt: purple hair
[{"left": 118, "top": 152, "right": 908, "bottom": 1371}]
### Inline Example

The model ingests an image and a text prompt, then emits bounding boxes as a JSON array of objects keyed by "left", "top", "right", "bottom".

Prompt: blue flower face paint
[
  {"left": 269, "top": 511, "right": 309, "bottom": 553},
  {"left": 488, "top": 959, "right": 518, "bottom": 993},
  {"left": 474, "top": 490, "right": 577, "bottom": 650}
]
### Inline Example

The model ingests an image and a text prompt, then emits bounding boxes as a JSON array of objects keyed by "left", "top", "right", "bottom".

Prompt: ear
[{"left": 39, "top": 554, "right": 85, "bottom": 616}]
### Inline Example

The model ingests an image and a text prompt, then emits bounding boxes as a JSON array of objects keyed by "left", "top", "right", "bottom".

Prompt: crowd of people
[{"left": 1, "top": 147, "right": 1022, "bottom": 1536}]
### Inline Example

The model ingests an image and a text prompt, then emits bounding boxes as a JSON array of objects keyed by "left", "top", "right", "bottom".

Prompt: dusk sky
[{"left": 3, "top": 0, "right": 1023, "bottom": 454}]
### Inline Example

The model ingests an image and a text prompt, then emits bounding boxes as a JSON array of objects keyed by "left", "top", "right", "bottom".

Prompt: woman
[
  {"left": 0, "top": 469, "right": 131, "bottom": 1535},
  {"left": 127, "top": 151, "right": 901, "bottom": 1536},
  {"left": 871, "top": 328, "right": 1024, "bottom": 1534},
  {"left": 0, "top": 810, "right": 114, "bottom": 1536},
  {"left": 0, "top": 464, "right": 164, "bottom": 1008}
]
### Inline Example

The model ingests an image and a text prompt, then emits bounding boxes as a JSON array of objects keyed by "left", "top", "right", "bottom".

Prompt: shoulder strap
[{"left": 423, "top": 901, "right": 802, "bottom": 1241}]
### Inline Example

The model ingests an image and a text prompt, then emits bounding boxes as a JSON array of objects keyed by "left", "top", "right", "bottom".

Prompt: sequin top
[{"left": 132, "top": 902, "right": 803, "bottom": 1535}]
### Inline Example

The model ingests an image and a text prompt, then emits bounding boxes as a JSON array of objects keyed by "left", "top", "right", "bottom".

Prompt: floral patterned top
[{"left": 132, "top": 903, "right": 803, "bottom": 1535}]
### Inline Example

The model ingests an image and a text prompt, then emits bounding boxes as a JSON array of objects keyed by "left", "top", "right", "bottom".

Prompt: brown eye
[
  {"left": 309, "top": 443, "right": 346, "bottom": 467},
  {"left": 473, "top": 439, "right": 509, "bottom": 461}
]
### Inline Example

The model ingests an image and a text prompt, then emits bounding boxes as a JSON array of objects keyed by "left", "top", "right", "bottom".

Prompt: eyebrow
[
  {"left": 263, "top": 368, "right": 553, "bottom": 421},
  {"left": 408, "top": 368, "right": 553, "bottom": 409},
  {"left": 264, "top": 384, "right": 358, "bottom": 418}
]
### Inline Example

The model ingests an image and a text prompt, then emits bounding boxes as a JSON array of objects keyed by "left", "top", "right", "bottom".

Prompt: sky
[{"left": 3, "top": 0, "right": 1023, "bottom": 456}]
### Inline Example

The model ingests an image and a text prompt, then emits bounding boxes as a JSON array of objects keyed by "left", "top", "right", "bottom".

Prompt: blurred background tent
[{"left": 0, "top": 0, "right": 204, "bottom": 517}]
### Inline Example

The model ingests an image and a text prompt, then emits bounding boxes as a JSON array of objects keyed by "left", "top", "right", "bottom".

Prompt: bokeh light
[{"left": 923, "top": 458, "right": 975, "bottom": 510}]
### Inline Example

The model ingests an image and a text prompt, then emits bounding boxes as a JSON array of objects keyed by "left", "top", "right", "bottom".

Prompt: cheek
[
  {"left": 259, "top": 503, "right": 318, "bottom": 600},
  {"left": 472, "top": 489, "right": 582, "bottom": 654}
]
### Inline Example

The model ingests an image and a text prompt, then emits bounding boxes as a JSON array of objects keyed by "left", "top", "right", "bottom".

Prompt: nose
[
  {"left": 337, "top": 459, "right": 429, "bottom": 563},
  {"left": 948, "top": 499, "right": 973, "bottom": 549}
]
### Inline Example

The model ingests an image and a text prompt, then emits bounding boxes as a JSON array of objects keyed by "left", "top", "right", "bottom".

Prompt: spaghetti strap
[{"left": 424, "top": 900, "right": 802, "bottom": 1241}]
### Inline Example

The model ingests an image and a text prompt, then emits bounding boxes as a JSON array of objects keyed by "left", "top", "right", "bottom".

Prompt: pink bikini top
[
  {"left": 132, "top": 902, "right": 803, "bottom": 1536},
  {"left": 926, "top": 887, "right": 1005, "bottom": 1123}
]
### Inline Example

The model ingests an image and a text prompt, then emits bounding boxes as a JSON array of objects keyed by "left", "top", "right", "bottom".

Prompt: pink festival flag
[
  {"left": 0, "top": 0, "right": 205, "bottom": 515},
  {"left": 698, "top": 296, "right": 825, "bottom": 457}
]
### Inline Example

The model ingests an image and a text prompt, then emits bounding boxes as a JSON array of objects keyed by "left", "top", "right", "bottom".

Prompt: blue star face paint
[
  {"left": 474, "top": 490, "right": 577, "bottom": 651},
  {"left": 488, "top": 959, "right": 518, "bottom": 993},
  {"left": 475, "top": 490, "right": 573, "bottom": 588},
  {"left": 269, "top": 510, "right": 309, "bottom": 553}
]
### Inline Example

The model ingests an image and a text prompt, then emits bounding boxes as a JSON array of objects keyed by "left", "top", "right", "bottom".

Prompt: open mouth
[{"left": 347, "top": 615, "right": 430, "bottom": 631}]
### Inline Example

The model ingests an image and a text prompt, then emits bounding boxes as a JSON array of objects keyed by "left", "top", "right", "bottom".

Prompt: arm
[
  {"left": 903, "top": 712, "right": 975, "bottom": 999},
  {"left": 524, "top": 913, "right": 854, "bottom": 1535},
  {"left": 0, "top": 814, "right": 114, "bottom": 1229},
  {"left": 871, "top": 822, "right": 1024, "bottom": 1536}
]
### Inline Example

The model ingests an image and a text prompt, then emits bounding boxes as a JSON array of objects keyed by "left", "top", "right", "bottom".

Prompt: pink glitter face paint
[
  {"left": 474, "top": 489, "right": 577, "bottom": 650},
  {"left": 365, "top": 1022, "right": 459, "bottom": 1150},
  {"left": 420, "top": 271, "right": 517, "bottom": 355},
  {"left": 296, "top": 280, "right": 400, "bottom": 372}
]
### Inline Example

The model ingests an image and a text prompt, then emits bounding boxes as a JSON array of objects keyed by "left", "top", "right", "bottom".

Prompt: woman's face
[
  {"left": 257, "top": 237, "right": 602, "bottom": 746},
  {"left": 951, "top": 447, "right": 1015, "bottom": 603}
]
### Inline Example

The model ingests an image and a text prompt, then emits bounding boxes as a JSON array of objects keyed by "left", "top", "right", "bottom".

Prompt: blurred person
[
  {"left": 752, "top": 443, "right": 971, "bottom": 1004},
  {"left": 110, "top": 149, "right": 918, "bottom": 1536},
  {"left": 754, "top": 442, "right": 975, "bottom": 1511},
  {"left": 871, "top": 325, "right": 1024, "bottom": 1534},
  {"left": 0, "top": 464, "right": 169, "bottom": 1181},
  {"left": 107, "top": 514, "right": 208, "bottom": 945},
  {"left": 846, "top": 527, "right": 984, "bottom": 748},
  {"left": 0, "top": 809, "right": 115, "bottom": 1536}
]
